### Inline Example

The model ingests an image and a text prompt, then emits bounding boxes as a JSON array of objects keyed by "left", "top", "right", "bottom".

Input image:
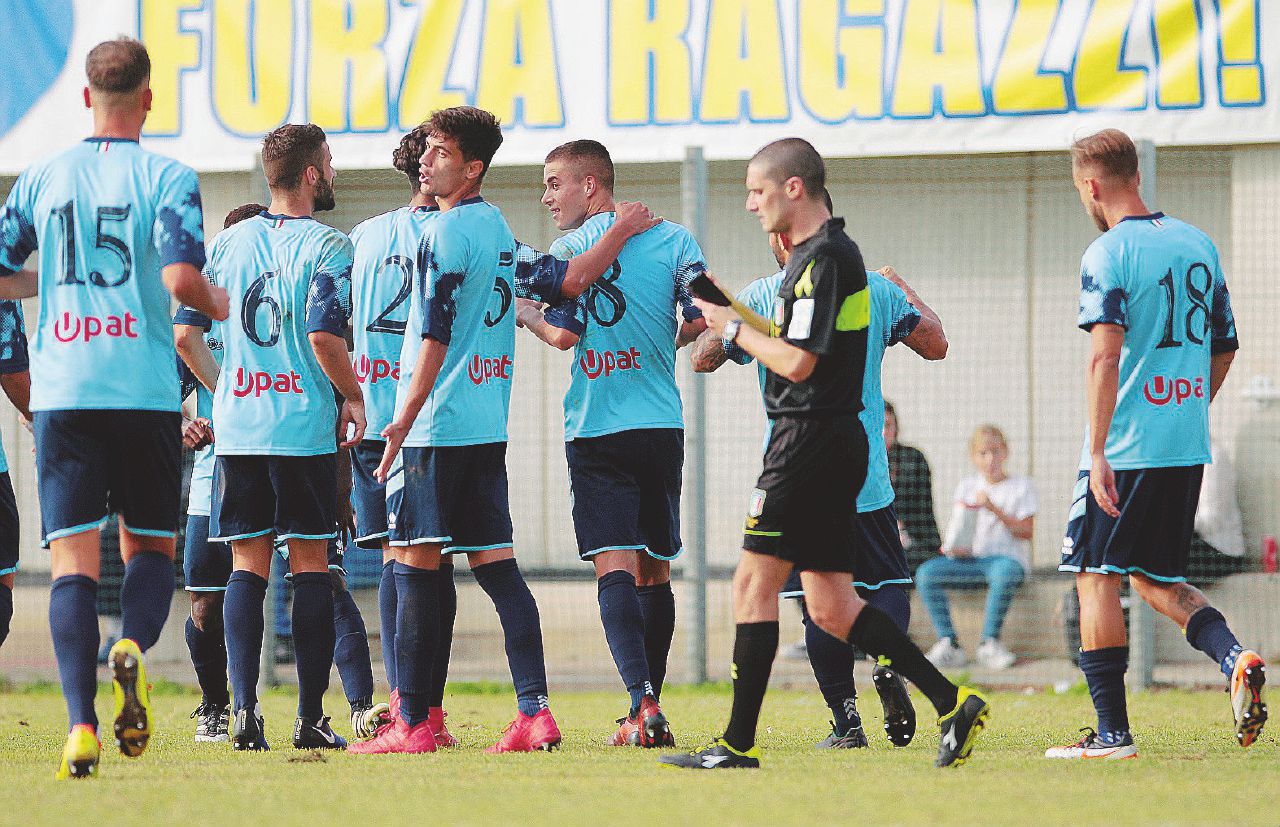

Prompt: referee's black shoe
[
  {"left": 873, "top": 663, "right": 916, "bottom": 747},
  {"left": 659, "top": 738, "right": 760, "bottom": 770},
  {"left": 935, "top": 687, "right": 990, "bottom": 768}
]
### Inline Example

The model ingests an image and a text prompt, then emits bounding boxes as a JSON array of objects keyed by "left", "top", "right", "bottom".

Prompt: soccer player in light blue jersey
[
  {"left": 690, "top": 219, "right": 947, "bottom": 749},
  {"left": 0, "top": 38, "right": 229, "bottom": 780},
  {"left": 516, "top": 140, "right": 708, "bottom": 748},
  {"left": 1046, "top": 129, "right": 1265, "bottom": 761},
  {"left": 199, "top": 125, "right": 366, "bottom": 753},
  {"left": 349, "top": 126, "right": 655, "bottom": 749},
  {"left": 0, "top": 300, "right": 31, "bottom": 658}
]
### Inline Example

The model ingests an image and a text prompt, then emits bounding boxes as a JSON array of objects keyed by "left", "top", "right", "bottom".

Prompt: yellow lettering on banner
[
  {"left": 608, "top": 0, "right": 693, "bottom": 124},
  {"left": 796, "top": 0, "right": 884, "bottom": 122},
  {"left": 991, "top": 1, "right": 1068, "bottom": 114},
  {"left": 891, "top": 0, "right": 985, "bottom": 117},
  {"left": 212, "top": 0, "right": 294, "bottom": 135},
  {"left": 1074, "top": 0, "right": 1146, "bottom": 110},
  {"left": 1217, "top": 0, "right": 1263, "bottom": 105},
  {"left": 1151, "top": 0, "right": 1202, "bottom": 108},
  {"left": 398, "top": 0, "right": 467, "bottom": 127},
  {"left": 700, "top": 0, "right": 789, "bottom": 122},
  {"left": 140, "top": 0, "right": 202, "bottom": 135},
  {"left": 476, "top": 0, "right": 564, "bottom": 126},
  {"left": 308, "top": 0, "right": 389, "bottom": 130}
]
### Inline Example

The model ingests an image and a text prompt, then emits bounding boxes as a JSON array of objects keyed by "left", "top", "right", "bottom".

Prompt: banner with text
[{"left": 1, "top": 0, "right": 1274, "bottom": 173}]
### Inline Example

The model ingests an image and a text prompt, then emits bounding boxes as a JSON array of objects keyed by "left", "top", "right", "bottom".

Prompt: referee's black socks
[
  {"left": 848, "top": 606, "right": 959, "bottom": 716},
  {"left": 722, "top": 621, "right": 779, "bottom": 753}
]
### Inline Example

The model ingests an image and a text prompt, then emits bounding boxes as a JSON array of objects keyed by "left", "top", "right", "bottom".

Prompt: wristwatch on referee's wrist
[{"left": 722, "top": 318, "right": 743, "bottom": 349}]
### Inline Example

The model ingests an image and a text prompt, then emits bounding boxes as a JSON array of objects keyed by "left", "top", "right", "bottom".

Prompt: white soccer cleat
[
  {"left": 1230, "top": 650, "right": 1267, "bottom": 748},
  {"left": 926, "top": 637, "right": 967, "bottom": 669},
  {"left": 975, "top": 638, "right": 1016, "bottom": 670},
  {"left": 1044, "top": 728, "right": 1137, "bottom": 760}
]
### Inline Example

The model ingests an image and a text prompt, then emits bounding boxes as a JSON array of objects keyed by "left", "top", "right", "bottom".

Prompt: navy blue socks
[
  {"left": 332, "top": 583, "right": 373, "bottom": 707},
  {"left": 722, "top": 620, "right": 779, "bottom": 752},
  {"left": 1185, "top": 606, "right": 1244, "bottom": 677},
  {"left": 377, "top": 560, "right": 397, "bottom": 690},
  {"left": 395, "top": 562, "right": 439, "bottom": 727},
  {"left": 597, "top": 570, "right": 653, "bottom": 714},
  {"left": 474, "top": 558, "right": 548, "bottom": 717},
  {"left": 185, "top": 608, "right": 229, "bottom": 707},
  {"left": 801, "top": 602, "right": 860, "bottom": 736},
  {"left": 120, "top": 551, "right": 174, "bottom": 651},
  {"left": 849, "top": 605, "right": 958, "bottom": 716},
  {"left": 0, "top": 583, "right": 12, "bottom": 649},
  {"left": 50, "top": 575, "right": 100, "bottom": 730},
  {"left": 224, "top": 570, "right": 267, "bottom": 714},
  {"left": 1079, "top": 646, "right": 1129, "bottom": 741},
  {"left": 291, "top": 572, "right": 334, "bottom": 721},
  {"left": 637, "top": 581, "right": 675, "bottom": 700},
  {"left": 431, "top": 561, "right": 457, "bottom": 708}
]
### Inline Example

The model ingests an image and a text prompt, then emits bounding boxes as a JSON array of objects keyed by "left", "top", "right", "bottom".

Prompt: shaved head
[
  {"left": 544, "top": 140, "right": 615, "bottom": 193},
  {"left": 748, "top": 138, "right": 825, "bottom": 203}
]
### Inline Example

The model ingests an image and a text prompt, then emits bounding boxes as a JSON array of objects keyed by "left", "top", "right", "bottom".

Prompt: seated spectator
[
  {"left": 886, "top": 401, "right": 941, "bottom": 571},
  {"left": 919, "top": 425, "right": 1036, "bottom": 670}
]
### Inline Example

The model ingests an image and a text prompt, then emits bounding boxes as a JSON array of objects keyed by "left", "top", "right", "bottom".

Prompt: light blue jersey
[
  {"left": 0, "top": 138, "right": 206, "bottom": 412},
  {"left": 174, "top": 307, "right": 224, "bottom": 515},
  {"left": 396, "top": 198, "right": 520, "bottom": 448},
  {"left": 544, "top": 214, "right": 705, "bottom": 439},
  {"left": 1076, "top": 213, "right": 1237, "bottom": 471},
  {"left": 205, "top": 213, "right": 352, "bottom": 455},
  {"left": 0, "top": 301, "right": 29, "bottom": 475},
  {"left": 727, "top": 270, "right": 920, "bottom": 512},
  {"left": 350, "top": 205, "right": 439, "bottom": 436}
]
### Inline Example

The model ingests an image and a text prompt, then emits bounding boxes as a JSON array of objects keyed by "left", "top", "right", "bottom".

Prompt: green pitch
[{"left": 0, "top": 683, "right": 1274, "bottom": 825}]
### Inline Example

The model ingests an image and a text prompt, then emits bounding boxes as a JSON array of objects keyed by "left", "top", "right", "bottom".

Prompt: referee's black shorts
[{"left": 742, "top": 414, "right": 868, "bottom": 573}]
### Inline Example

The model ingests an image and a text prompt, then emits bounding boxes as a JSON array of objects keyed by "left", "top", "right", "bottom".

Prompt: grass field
[{"left": 0, "top": 682, "right": 1275, "bottom": 825}]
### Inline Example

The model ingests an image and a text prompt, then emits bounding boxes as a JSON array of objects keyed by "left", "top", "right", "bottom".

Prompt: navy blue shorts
[
  {"left": 210, "top": 454, "right": 338, "bottom": 542},
  {"left": 183, "top": 514, "right": 231, "bottom": 591},
  {"left": 565, "top": 428, "right": 683, "bottom": 562},
  {"left": 0, "top": 472, "right": 18, "bottom": 576},
  {"left": 351, "top": 439, "right": 389, "bottom": 550},
  {"left": 34, "top": 409, "right": 181, "bottom": 543},
  {"left": 779, "top": 506, "right": 912, "bottom": 597},
  {"left": 1060, "top": 466, "right": 1203, "bottom": 583},
  {"left": 387, "top": 443, "right": 512, "bottom": 554}
]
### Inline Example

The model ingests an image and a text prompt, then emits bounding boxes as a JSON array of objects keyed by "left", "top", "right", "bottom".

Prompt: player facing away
[
  {"left": 354, "top": 107, "right": 552, "bottom": 755},
  {"left": 350, "top": 128, "right": 658, "bottom": 747},
  {"left": 0, "top": 301, "right": 31, "bottom": 657},
  {"left": 662, "top": 139, "right": 988, "bottom": 771},
  {"left": 691, "top": 224, "right": 948, "bottom": 749},
  {"left": 517, "top": 139, "right": 707, "bottom": 747},
  {"left": 0, "top": 38, "right": 229, "bottom": 779},
  {"left": 203, "top": 124, "right": 366, "bottom": 752},
  {"left": 1046, "top": 130, "right": 1266, "bottom": 760}
]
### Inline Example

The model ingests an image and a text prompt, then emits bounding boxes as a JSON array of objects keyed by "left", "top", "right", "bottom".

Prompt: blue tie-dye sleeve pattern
[
  {"left": 1210, "top": 264, "right": 1239, "bottom": 355},
  {"left": 0, "top": 172, "right": 37, "bottom": 276},
  {"left": 674, "top": 230, "right": 707, "bottom": 323},
  {"left": 513, "top": 240, "right": 568, "bottom": 303},
  {"left": 418, "top": 229, "right": 468, "bottom": 345},
  {"left": 1077, "top": 243, "right": 1127, "bottom": 330},
  {"left": 306, "top": 235, "right": 354, "bottom": 337},
  {"left": 0, "top": 301, "right": 29, "bottom": 373},
  {"left": 154, "top": 165, "right": 207, "bottom": 269},
  {"left": 881, "top": 278, "right": 921, "bottom": 347},
  {"left": 176, "top": 354, "right": 199, "bottom": 402},
  {"left": 543, "top": 294, "right": 588, "bottom": 337}
]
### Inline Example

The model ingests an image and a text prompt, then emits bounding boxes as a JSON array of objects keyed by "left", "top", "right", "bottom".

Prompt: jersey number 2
[{"left": 366, "top": 255, "right": 412, "bottom": 335}]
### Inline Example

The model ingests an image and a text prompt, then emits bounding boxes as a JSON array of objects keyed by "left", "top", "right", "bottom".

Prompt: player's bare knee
[
  {"left": 636, "top": 556, "right": 670, "bottom": 587},
  {"left": 189, "top": 592, "right": 222, "bottom": 631}
]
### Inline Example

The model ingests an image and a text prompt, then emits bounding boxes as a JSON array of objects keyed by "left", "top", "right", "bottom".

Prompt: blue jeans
[{"left": 915, "top": 554, "right": 1025, "bottom": 642}]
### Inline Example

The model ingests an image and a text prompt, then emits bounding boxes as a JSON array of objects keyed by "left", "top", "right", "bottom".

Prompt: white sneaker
[
  {"left": 926, "top": 638, "right": 966, "bottom": 669},
  {"left": 976, "top": 638, "right": 1016, "bottom": 670},
  {"left": 1044, "top": 728, "right": 1137, "bottom": 760}
]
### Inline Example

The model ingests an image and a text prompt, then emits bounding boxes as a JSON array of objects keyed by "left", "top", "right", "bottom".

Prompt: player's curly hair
[
  {"left": 393, "top": 124, "right": 431, "bottom": 189},
  {"left": 261, "top": 124, "right": 328, "bottom": 191},
  {"left": 427, "top": 107, "right": 503, "bottom": 175},
  {"left": 224, "top": 203, "right": 266, "bottom": 229},
  {"left": 85, "top": 37, "right": 150, "bottom": 94}
]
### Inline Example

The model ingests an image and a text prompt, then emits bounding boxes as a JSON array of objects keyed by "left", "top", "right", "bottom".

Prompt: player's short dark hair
[
  {"left": 544, "top": 140, "right": 615, "bottom": 193},
  {"left": 224, "top": 203, "right": 266, "bottom": 229},
  {"left": 1071, "top": 129, "right": 1138, "bottom": 182},
  {"left": 428, "top": 106, "right": 503, "bottom": 176},
  {"left": 85, "top": 37, "right": 150, "bottom": 94},
  {"left": 393, "top": 124, "right": 431, "bottom": 189},
  {"left": 821, "top": 188, "right": 833, "bottom": 213},
  {"left": 261, "top": 124, "right": 328, "bottom": 191},
  {"left": 884, "top": 399, "right": 896, "bottom": 419},
  {"left": 750, "top": 138, "right": 825, "bottom": 202}
]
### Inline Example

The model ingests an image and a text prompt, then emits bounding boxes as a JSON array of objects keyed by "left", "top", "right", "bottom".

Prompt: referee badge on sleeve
[
  {"left": 787, "top": 299, "right": 814, "bottom": 339},
  {"left": 748, "top": 488, "right": 766, "bottom": 518}
]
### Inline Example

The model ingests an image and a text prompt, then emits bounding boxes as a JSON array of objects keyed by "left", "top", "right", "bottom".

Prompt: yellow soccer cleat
[
  {"left": 108, "top": 638, "right": 152, "bottom": 758},
  {"left": 936, "top": 686, "right": 991, "bottom": 768},
  {"left": 55, "top": 724, "right": 101, "bottom": 780}
]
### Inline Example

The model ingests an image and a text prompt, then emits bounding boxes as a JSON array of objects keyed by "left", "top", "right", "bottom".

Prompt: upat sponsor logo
[
  {"left": 1142, "top": 375, "right": 1204, "bottom": 406},
  {"left": 232, "top": 367, "right": 304, "bottom": 398},
  {"left": 53, "top": 311, "right": 139, "bottom": 343},
  {"left": 467, "top": 353, "right": 512, "bottom": 385},
  {"left": 580, "top": 347, "right": 641, "bottom": 380},
  {"left": 353, "top": 353, "right": 400, "bottom": 385}
]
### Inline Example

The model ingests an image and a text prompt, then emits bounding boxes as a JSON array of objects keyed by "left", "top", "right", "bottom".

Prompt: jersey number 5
[{"left": 1156, "top": 263, "right": 1211, "bottom": 349}]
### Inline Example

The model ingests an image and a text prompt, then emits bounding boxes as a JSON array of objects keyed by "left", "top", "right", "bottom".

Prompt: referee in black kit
[{"left": 661, "top": 138, "right": 990, "bottom": 770}]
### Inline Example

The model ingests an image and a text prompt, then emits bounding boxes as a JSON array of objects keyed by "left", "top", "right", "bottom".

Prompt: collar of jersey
[
  {"left": 84, "top": 137, "right": 138, "bottom": 144},
  {"left": 410, "top": 204, "right": 439, "bottom": 214},
  {"left": 260, "top": 212, "right": 315, "bottom": 222},
  {"left": 1119, "top": 211, "right": 1165, "bottom": 224},
  {"left": 456, "top": 196, "right": 485, "bottom": 207}
]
